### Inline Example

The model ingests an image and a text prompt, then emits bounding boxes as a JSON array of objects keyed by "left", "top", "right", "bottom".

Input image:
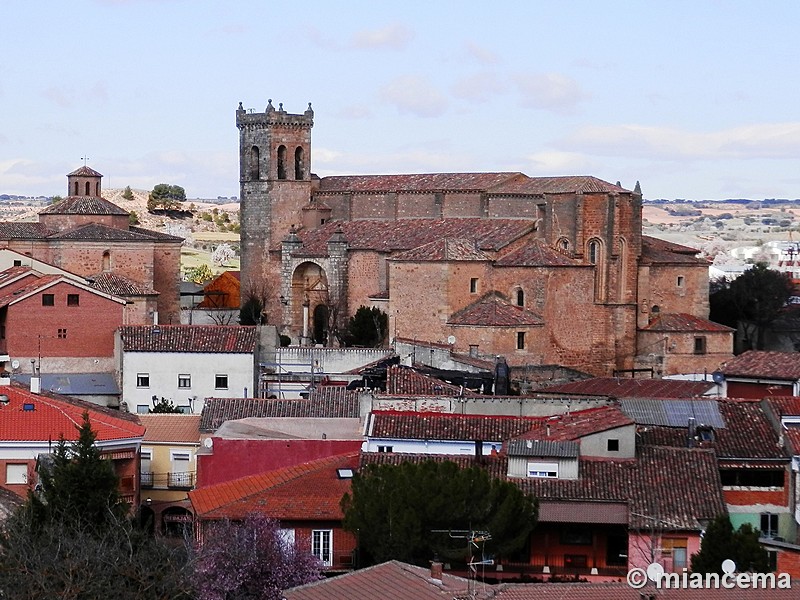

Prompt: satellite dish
[
  {"left": 711, "top": 370, "right": 725, "bottom": 384},
  {"left": 447, "top": 335, "right": 456, "bottom": 345},
  {"left": 10, "top": 360, "right": 19, "bottom": 371},
  {"left": 203, "top": 438, "right": 213, "bottom": 449},
  {"left": 721, "top": 559, "right": 736, "bottom": 574}
]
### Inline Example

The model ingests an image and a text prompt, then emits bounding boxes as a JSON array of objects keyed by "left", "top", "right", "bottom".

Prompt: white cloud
[
  {"left": 561, "top": 122, "right": 800, "bottom": 160},
  {"left": 464, "top": 41, "right": 499, "bottom": 65},
  {"left": 379, "top": 75, "right": 448, "bottom": 118},
  {"left": 513, "top": 72, "right": 588, "bottom": 115},
  {"left": 352, "top": 23, "right": 412, "bottom": 50},
  {"left": 451, "top": 71, "right": 505, "bottom": 102},
  {"left": 42, "top": 86, "right": 74, "bottom": 108}
]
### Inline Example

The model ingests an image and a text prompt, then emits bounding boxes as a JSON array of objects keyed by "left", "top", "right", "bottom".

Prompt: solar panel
[{"left": 619, "top": 399, "right": 725, "bottom": 428}]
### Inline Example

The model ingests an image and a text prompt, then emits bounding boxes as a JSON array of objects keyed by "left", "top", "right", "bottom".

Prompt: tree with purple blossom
[{"left": 193, "top": 514, "right": 323, "bottom": 600}]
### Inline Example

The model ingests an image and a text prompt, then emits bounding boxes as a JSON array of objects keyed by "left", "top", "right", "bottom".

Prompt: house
[
  {"left": 236, "top": 100, "right": 732, "bottom": 377},
  {"left": 198, "top": 270, "right": 240, "bottom": 309},
  {"left": 190, "top": 452, "right": 360, "bottom": 573},
  {"left": 0, "top": 166, "right": 181, "bottom": 324},
  {"left": 137, "top": 413, "right": 201, "bottom": 537},
  {"left": 535, "top": 376, "right": 718, "bottom": 399},
  {"left": 762, "top": 396, "right": 800, "bottom": 541},
  {"left": 720, "top": 350, "right": 800, "bottom": 398},
  {"left": 0, "top": 269, "right": 127, "bottom": 377},
  {"left": 0, "top": 382, "right": 144, "bottom": 506},
  {"left": 116, "top": 324, "right": 261, "bottom": 414},
  {"left": 196, "top": 389, "right": 362, "bottom": 487}
]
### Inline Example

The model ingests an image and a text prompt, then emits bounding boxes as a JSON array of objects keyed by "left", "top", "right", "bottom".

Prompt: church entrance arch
[{"left": 290, "top": 261, "right": 330, "bottom": 345}]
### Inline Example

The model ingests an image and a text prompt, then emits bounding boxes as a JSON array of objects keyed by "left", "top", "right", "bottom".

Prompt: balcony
[
  {"left": 167, "top": 472, "right": 195, "bottom": 490},
  {"left": 141, "top": 471, "right": 154, "bottom": 488},
  {"left": 139, "top": 471, "right": 195, "bottom": 490}
]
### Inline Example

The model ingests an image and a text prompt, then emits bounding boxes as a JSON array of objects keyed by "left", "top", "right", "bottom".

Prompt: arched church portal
[{"left": 290, "top": 262, "right": 330, "bottom": 345}]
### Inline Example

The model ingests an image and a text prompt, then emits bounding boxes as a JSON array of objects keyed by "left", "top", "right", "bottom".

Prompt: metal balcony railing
[{"left": 139, "top": 471, "right": 195, "bottom": 490}]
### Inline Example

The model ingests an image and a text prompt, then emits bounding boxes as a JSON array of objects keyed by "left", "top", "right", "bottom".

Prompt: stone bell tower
[{"left": 236, "top": 99, "right": 314, "bottom": 292}]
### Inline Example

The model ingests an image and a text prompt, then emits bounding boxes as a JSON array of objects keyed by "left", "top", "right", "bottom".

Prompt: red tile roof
[
  {"left": 317, "top": 172, "right": 525, "bottom": 193},
  {"left": 522, "top": 405, "right": 634, "bottom": 442},
  {"left": 39, "top": 196, "right": 128, "bottom": 216},
  {"left": 368, "top": 411, "right": 539, "bottom": 441},
  {"left": 294, "top": 218, "right": 534, "bottom": 255},
  {"left": 492, "top": 175, "right": 630, "bottom": 195},
  {"left": 0, "top": 384, "right": 144, "bottom": 442},
  {"left": 119, "top": 325, "right": 258, "bottom": 353},
  {"left": 640, "top": 313, "right": 734, "bottom": 332},
  {"left": 722, "top": 350, "right": 800, "bottom": 380},
  {"left": 88, "top": 272, "right": 158, "bottom": 296},
  {"left": 390, "top": 238, "right": 492, "bottom": 262},
  {"left": 200, "top": 389, "right": 361, "bottom": 432},
  {"left": 495, "top": 240, "right": 577, "bottom": 267},
  {"left": 190, "top": 452, "right": 359, "bottom": 520},
  {"left": 764, "top": 396, "right": 800, "bottom": 417},
  {"left": 0, "top": 223, "right": 55, "bottom": 239},
  {"left": 385, "top": 365, "right": 485, "bottom": 397},
  {"left": 284, "top": 560, "right": 483, "bottom": 600},
  {"left": 640, "top": 235, "right": 707, "bottom": 265},
  {"left": 537, "top": 377, "right": 716, "bottom": 399},
  {"left": 139, "top": 414, "right": 201, "bottom": 444},
  {"left": 492, "top": 582, "right": 798, "bottom": 599},
  {"left": 67, "top": 166, "right": 103, "bottom": 178},
  {"left": 46, "top": 222, "right": 176, "bottom": 242},
  {"left": 448, "top": 291, "right": 544, "bottom": 327}
]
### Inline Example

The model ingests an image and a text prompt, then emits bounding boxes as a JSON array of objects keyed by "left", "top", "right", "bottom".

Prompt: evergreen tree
[
  {"left": 150, "top": 396, "right": 184, "bottom": 414},
  {"left": 691, "top": 514, "right": 770, "bottom": 574},
  {"left": 122, "top": 185, "right": 134, "bottom": 200},
  {"left": 346, "top": 306, "right": 388, "bottom": 347}
]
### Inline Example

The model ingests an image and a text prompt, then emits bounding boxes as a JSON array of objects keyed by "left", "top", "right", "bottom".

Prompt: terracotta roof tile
[
  {"left": 294, "top": 219, "right": 534, "bottom": 255},
  {"left": 640, "top": 235, "right": 707, "bottom": 265},
  {"left": 0, "top": 223, "right": 55, "bottom": 239},
  {"left": 495, "top": 240, "right": 577, "bottom": 267},
  {"left": 640, "top": 313, "right": 734, "bottom": 332},
  {"left": 491, "top": 582, "right": 798, "bottom": 599},
  {"left": 492, "top": 175, "right": 630, "bottom": 195},
  {"left": 722, "top": 350, "right": 800, "bottom": 380},
  {"left": 385, "top": 365, "right": 485, "bottom": 397},
  {"left": 369, "top": 411, "right": 539, "bottom": 441},
  {"left": 46, "top": 223, "right": 169, "bottom": 242},
  {"left": 0, "top": 383, "right": 144, "bottom": 442},
  {"left": 119, "top": 325, "right": 258, "bottom": 353},
  {"left": 317, "top": 172, "right": 525, "bottom": 193},
  {"left": 67, "top": 166, "right": 103, "bottom": 177},
  {"left": 390, "top": 238, "right": 492, "bottom": 262},
  {"left": 88, "top": 271, "right": 158, "bottom": 296},
  {"left": 537, "top": 377, "right": 716, "bottom": 399},
  {"left": 200, "top": 388, "right": 360, "bottom": 432},
  {"left": 448, "top": 291, "right": 544, "bottom": 327},
  {"left": 190, "top": 452, "right": 359, "bottom": 520},
  {"left": 39, "top": 196, "right": 128, "bottom": 216},
  {"left": 139, "top": 414, "right": 201, "bottom": 443}
]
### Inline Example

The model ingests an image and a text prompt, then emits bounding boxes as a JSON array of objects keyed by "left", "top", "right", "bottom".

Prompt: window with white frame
[
  {"left": 178, "top": 374, "right": 191, "bottom": 388},
  {"left": 169, "top": 451, "right": 192, "bottom": 487},
  {"left": 136, "top": 373, "right": 150, "bottom": 388},
  {"left": 5, "top": 463, "right": 27, "bottom": 484},
  {"left": 279, "top": 528, "right": 296, "bottom": 550},
  {"left": 761, "top": 512, "right": 779, "bottom": 538},
  {"left": 136, "top": 405, "right": 149, "bottom": 414},
  {"left": 527, "top": 461, "right": 558, "bottom": 478},
  {"left": 140, "top": 449, "right": 153, "bottom": 487},
  {"left": 312, "top": 529, "right": 333, "bottom": 566},
  {"left": 215, "top": 374, "right": 228, "bottom": 389}
]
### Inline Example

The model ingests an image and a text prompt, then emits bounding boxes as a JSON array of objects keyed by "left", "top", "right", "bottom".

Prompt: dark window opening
[
  {"left": 561, "top": 528, "right": 593, "bottom": 546},
  {"left": 470, "top": 278, "right": 478, "bottom": 293},
  {"left": 516, "top": 331, "right": 525, "bottom": 350},
  {"left": 85, "top": 182, "right": 90, "bottom": 195},
  {"left": 516, "top": 288, "right": 524, "bottom": 306},
  {"left": 720, "top": 469, "right": 784, "bottom": 487},
  {"left": 12, "top": 260, "right": 21, "bottom": 267},
  {"left": 42, "top": 294, "right": 54, "bottom": 306},
  {"left": 607, "top": 439, "right": 620, "bottom": 452},
  {"left": 694, "top": 336, "right": 707, "bottom": 354},
  {"left": 95, "top": 182, "right": 100, "bottom": 195},
  {"left": 57, "top": 328, "right": 67, "bottom": 339},
  {"left": 67, "top": 294, "right": 79, "bottom": 306},
  {"left": 277, "top": 145, "right": 287, "bottom": 180},
  {"left": 249, "top": 146, "right": 260, "bottom": 180},
  {"left": 588, "top": 241, "right": 599, "bottom": 264},
  {"left": 294, "top": 146, "right": 304, "bottom": 180},
  {"left": 761, "top": 513, "right": 779, "bottom": 538},
  {"left": 215, "top": 374, "right": 228, "bottom": 389},
  {"left": 73, "top": 182, "right": 79, "bottom": 195}
]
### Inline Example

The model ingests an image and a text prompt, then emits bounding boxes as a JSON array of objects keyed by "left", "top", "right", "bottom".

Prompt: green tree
[
  {"left": 148, "top": 183, "right": 187, "bottom": 212},
  {"left": 49, "top": 195, "right": 63, "bottom": 205},
  {"left": 184, "top": 263, "right": 214, "bottom": 284},
  {"left": 122, "top": 185, "right": 134, "bottom": 201},
  {"left": 341, "top": 460, "right": 537, "bottom": 566},
  {"left": 709, "top": 262, "right": 794, "bottom": 349},
  {"left": 690, "top": 515, "right": 770, "bottom": 574},
  {"left": 346, "top": 306, "right": 388, "bottom": 347},
  {"left": 129, "top": 210, "right": 140, "bottom": 226},
  {"left": 150, "top": 396, "right": 184, "bottom": 414}
]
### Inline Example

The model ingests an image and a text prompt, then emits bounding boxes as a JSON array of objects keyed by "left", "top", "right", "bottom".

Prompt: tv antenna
[{"left": 431, "top": 529, "right": 493, "bottom": 597}]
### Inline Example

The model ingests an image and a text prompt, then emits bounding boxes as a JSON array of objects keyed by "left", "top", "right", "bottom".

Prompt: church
[{"left": 236, "top": 100, "right": 733, "bottom": 377}]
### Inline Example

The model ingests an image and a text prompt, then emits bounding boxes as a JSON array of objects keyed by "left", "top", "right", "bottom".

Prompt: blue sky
[{"left": 2, "top": 0, "right": 800, "bottom": 200}]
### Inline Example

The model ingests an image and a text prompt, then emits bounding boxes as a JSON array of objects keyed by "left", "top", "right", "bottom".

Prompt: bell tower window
[
  {"left": 74, "top": 182, "right": 79, "bottom": 195},
  {"left": 85, "top": 182, "right": 90, "bottom": 195},
  {"left": 249, "top": 146, "right": 260, "bottom": 180},
  {"left": 295, "top": 147, "right": 304, "bottom": 180},
  {"left": 277, "top": 145, "right": 287, "bottom": 180}
]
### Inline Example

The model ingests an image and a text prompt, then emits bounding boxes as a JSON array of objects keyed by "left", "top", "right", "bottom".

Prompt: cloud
[
  {"left": 451, "top": 72, "right": 505, "bottom": 102},
  {"left": 464, "top": 41, "right": 499, "bottom": 65},
  {"left": 352, "top": 22, "right": 412, "bottom": 50},
  {"left": 524, "top": 151, "right": 597, "bottom": 175},
  {"left": 42, "top": 86, "right": 75, "bottom": 108},
  {"left": 513, "top": 72, "right": 588, "bottom": 114},
  {"left": 379, "top": 75, "right": 448, "bottom": 118},
  {"left": 561, "top": 122, "right": 800, "bottom": 160}
]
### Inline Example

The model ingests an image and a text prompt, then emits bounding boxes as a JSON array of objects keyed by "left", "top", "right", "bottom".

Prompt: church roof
[
  {"left": 46, "top": 222, "right": 180, "bottom": 242},
  {"left": 640, "top": 235, "right": 707, "bottom": 265},
  {"left": 640, "top": 313, "right": 734, "bottom": 333},
  {"left": 390, "top": 238, "right": 492, "bottom": 262},
  {"left": 294, "top": 218, "right": 534, "bottom": 255},
  {"left": 39, "top": 196, "right": 128, "bottom": 216},
  {"left": 316, "top": 173, "right": 630, "bottom": 195},
  {"left": 87, "top": 271, "right": 158, "bottom": 296},
  {"left": 0, "top": 223, "right": 54, "bottom": 239},
  {"left": 495, "top": 240, "right": 578, "bottom": 267},
  {"left": 448, "top": 291, "right": 545, "bottom": 327},
  {"left": 67, "top": 166, "right": 103, "bottom": 178}
]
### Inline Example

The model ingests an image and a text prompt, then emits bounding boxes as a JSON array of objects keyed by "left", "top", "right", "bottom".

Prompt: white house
[{"left": 116, "top": 325, "right": 260, "bottom": 414}]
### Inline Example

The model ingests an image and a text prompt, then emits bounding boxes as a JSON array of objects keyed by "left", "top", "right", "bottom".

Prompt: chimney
[
  {"left": 30, "top": 365, "right": 41, "bottom": 395},
  {"left": 687, "top": 417, "right": 696, "bottom": 448},
  {"left": 430, "top": 561, "right": 443, "bottom": 582}
]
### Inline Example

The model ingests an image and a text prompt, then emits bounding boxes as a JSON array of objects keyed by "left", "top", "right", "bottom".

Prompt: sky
[{"left": 2, "top": 0, "right": 800, "bottom": 201}]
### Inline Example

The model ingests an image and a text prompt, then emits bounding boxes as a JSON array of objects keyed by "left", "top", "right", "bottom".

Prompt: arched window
[
  {"left": 102, "top": 251, "right": 111, "bottom": 271},
  {"left": 73, "top": 182, "right": 79, "bottom": 195},
  {"left": 249, "top": 146, "right": 260, "bottom": 180},
  {"left": 277, "top": 145, "right": 287, "bottom": 180},
  {"left": 95, "top": 182, "right": 100, "bottom": 196},
  {"left": 294, "top": 146, "right": 304, "bottom": 180},
  {"left": 651, "top": 305, "right": 660, "bottom": 315},
  {"left": 618, "top": 236, "right": 628, "bottom": 302},
  {"left": 85, "top": 182, "right": 90, "bottom": 195},
  {"left": 558, "top": 237, "right": 570, "bottom": 252},
  {"left": 587, "top": 238, "right": 606, "bottom": 301},
  {"left": 588, "top": 240, "right": 599, "bottom": 264},
  {"left": 516, "top": 288, "right": 524, "bottom": 307}
]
